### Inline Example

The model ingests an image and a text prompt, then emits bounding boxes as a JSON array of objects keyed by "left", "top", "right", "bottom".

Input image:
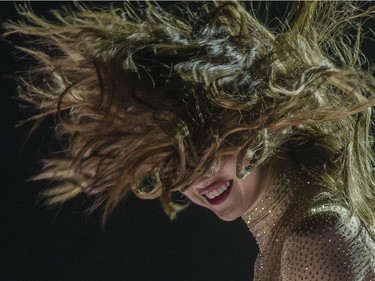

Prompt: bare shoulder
[{"left": 280, "top": 204, "right": 375, "bottom": 280}]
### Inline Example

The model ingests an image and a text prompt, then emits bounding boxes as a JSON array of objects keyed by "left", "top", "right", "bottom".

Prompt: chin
[{"left": 215, "top": 211, "right": 242, "bottom": 221}]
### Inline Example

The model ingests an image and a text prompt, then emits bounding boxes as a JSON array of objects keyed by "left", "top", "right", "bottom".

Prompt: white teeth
[{"left": 206, "top": 183, "right": 229, "bottom": 199}]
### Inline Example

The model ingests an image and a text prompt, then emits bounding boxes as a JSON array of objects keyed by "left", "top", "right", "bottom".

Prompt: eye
[{"left": 139, "top": 172, "right": 158, "bottom": 193}]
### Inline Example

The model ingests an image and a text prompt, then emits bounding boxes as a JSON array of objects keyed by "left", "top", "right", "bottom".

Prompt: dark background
[{"left": 1, "top": 2, "right": 373, "bottom": 281}]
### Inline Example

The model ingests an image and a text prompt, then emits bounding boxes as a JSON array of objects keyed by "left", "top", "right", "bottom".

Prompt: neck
[
  {"left": 242, "top": 170, "right": 294, "bottom": 253},
  {"left": 241, "top": 161, "right": 326, "bottom": 254}
]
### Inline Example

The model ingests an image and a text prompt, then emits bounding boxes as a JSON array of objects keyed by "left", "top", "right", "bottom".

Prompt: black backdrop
[
  {"left": 0, "top": 2, "right": 260, "bottom": 281},
  {"left": 1, "top": 2, "right": 373, "bottom": 281}
]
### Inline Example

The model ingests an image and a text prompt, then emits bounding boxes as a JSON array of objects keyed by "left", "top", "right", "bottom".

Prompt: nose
[
  {"left": 194, "top": 174, "right": 219, "bottom": 191},
  {"left": 187, "top": 163, "right": 222, "bottom": 191},
  {"left": 202, "top": 162, "right": 222, "bottom": 179},
  {"left": 179, "top": 176, "right": 209, "bottom": 193},
  {"left": 185, "top": 176, "right": 210, "bottom": 192},
  {"left": 191, "top": 180, "right": 206, "bottom": 190}
]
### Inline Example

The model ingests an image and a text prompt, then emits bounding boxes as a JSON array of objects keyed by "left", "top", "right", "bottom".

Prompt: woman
[{"left": 4, "top": 1, "right": 375, "bottom": 279}]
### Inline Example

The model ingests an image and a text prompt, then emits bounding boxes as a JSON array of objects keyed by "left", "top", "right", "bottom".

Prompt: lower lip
[{"left": 204, "top": 181, "right": 233, "bottom": 205}]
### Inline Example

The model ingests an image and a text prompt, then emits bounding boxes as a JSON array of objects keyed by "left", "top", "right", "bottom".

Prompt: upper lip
[{"left": 198, "top": 179, "right": 232, "bottom": 195}]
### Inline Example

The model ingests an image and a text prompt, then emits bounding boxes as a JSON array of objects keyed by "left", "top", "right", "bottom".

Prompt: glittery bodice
[{"left": 242, "top": 169, "right": 375, "bottom": 280}]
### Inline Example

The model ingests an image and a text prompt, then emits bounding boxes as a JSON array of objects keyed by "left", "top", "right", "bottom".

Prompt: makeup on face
[
  {"left": 182, "top": 155, "right": 267, "bottom": 221},
  {"left": 199, "top": 179, "right": 233, "bottom": 205}
]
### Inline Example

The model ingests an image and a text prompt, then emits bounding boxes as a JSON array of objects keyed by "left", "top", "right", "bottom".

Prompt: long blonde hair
[{"left": 4, "top": 2, "right": 375, "bottom": 230}]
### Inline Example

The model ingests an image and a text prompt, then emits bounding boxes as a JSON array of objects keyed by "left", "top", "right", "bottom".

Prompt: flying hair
[{"left": 4, "top": 2, "right": 375, "bottom": 232}]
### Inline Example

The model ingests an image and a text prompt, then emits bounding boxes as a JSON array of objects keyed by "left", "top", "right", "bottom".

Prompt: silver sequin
[{"left": 242, "top": 170, "right": 375, "bottom": 280}]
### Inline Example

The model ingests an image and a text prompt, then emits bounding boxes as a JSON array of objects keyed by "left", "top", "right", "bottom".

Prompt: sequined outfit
[{"left": 242, "top": 170, "right": 375, "bottom": 280}]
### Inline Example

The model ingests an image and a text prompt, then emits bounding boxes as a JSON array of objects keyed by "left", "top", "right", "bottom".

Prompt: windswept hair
[{"left": 4, "top": 1, "right": 375, "bottom": 229}]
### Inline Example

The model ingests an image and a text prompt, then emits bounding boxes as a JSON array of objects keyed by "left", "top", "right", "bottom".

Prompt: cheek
[
  {"left": 181, "top": 190, "right": 206, "bottom": 207},
  {"left": 181, "top": 189, "right": 197, "bottom": 203}
]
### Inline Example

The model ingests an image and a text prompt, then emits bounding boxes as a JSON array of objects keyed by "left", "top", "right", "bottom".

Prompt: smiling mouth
[{"left": 200, "top": 180, "right": 233, "bottom": 205}]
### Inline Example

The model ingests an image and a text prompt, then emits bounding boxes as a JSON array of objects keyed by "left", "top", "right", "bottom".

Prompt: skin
[{"left": 182, "top": 155, "right": 272, "bottom": 221}]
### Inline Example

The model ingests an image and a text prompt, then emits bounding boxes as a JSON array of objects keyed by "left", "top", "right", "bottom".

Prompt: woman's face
[{"left": 182, "top": 155, "right": 267, "bottom": 221}]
